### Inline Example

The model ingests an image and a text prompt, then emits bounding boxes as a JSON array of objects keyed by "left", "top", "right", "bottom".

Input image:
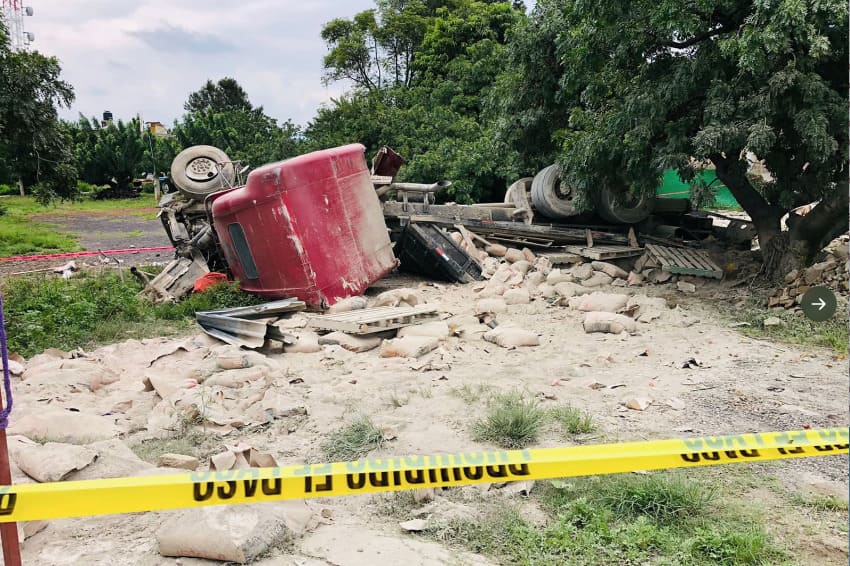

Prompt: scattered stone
[
  {"left": 319, "top": 332, "right": 382, "bottom": 353},
  {"left": 373, "top": 288, "right": 421, "bottom": 308},
  {"left": 626, "top": 271, "right": 645, "bottom": 286},
  {"left": 3, "top": 359, "right": 23, "bottom": 376},
  {"left": 326, "top": 295, "right": 368, "bottom": 314},
  {"left": 537, "top": 283, "right": 556, "bottom": 298},
  {"left": 483, "top": 326, "right": 540, "bottom": 348},
  {"left": 763, "top": 317, "right": 785, "bottom": 328},
  {"left": 525, "top": 272, "right": 546, "bottom": 286},
  {"left": 157, "top": 503, "right": 313, "bottom": 563},
  {"left": 546, "top": 269, "right": 573, "bottom": 285},
  {"left": 582, "top": 312, "right": 638, "bottom": 335},
  {"left": 157, "top": 454, "right": 200, "bottom": 471},
  {"left": 397, "top": 321, "right": 451, "bottom": 339},
  {"left": 503, "top": 288, "right": 531, "bottom": 305},
  {"left": 553, "top": 282, "right": 590, "bottom": 298},
  {"left": 9, "top": 410, "right": 120, "bottom": 444},
  {"left": 380, "top": 336, "right": 440, "bottom": 359},
  {"left": 522, "top": 248, "right": 536, "bottom": 262},
  {"left": 676, "top": 281, "right": 696, "bottom": 293},
  {"left": 399, "top": 519, "right": 428, "bottom": 532},
  {"left": 569, "top": 292, "right": 629, "bottom": 313},
  {"left": 284, "top": 331, "right": 322, "bottom": 353},
  {"left": 14, "top": 442, "right": 98, "bottom": 482},
  {"left": 591, "top": 261, "right": 629, "bottom": 279},
  {"left": 532, "top": 256, "right": 553, "bottom": 274},
  {"left": 582, "top": 272, "right": 614, "bottom": 287},
  {"left": 511, "top": 260, "right": 532, "bottom": 275},
  {"left": 216, "top": 355, "right": 250, "bottom": 370},
  {"left": 476, "top": 297, "right": 508, "bottom": 314},
  {"left": 504, "top": 248, "right": 525, "bottom": 263},
  {"left": 485, "top": 244, "right": 507, "bottom": 257},
  {"left": 625, "top": 398, "right": 652, "bottom": 411},
  {"left": 572, "top": 263, "right": 594, "bottom": 281}
]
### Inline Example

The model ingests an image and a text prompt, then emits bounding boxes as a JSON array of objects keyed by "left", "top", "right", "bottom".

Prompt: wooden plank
[
  {"left": 645, "top": 245, "right": 723, "bottom": 278},
  {"left": 565, "top": 245, "right": 644, "bottom": 260}
]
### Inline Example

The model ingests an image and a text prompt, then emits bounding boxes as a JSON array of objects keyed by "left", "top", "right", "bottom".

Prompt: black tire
[
  {"left": 594, "top": 185, "right": 654, "bottom": 224},
  {"left": 530, "top": 164, "right": 578, "bottom": 220},
  {"left": 170, "top": 145, "right": 235, "bottom": 199}
]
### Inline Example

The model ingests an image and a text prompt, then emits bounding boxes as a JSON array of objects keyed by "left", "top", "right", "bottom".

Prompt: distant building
[{"left": 146, "top": 121, "right": 169, "bottom": 137}]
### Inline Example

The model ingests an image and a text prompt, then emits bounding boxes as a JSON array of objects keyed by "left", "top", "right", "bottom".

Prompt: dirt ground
[
  {"left": 0, "top": 208, "right": 172, "bottom": 276},
  {"left": 4, "top": 271, "right": 848, "bottom": 565}
]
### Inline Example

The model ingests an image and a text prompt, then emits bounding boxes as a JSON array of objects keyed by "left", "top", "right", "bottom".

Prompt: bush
[{"left": 0, "top": 184, "right": 18, "bottom": 196}]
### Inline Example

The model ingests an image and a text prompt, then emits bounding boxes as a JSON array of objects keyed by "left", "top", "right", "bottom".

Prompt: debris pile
[{"left": 769, "top": 237, "right": 849, "bottom": 309}]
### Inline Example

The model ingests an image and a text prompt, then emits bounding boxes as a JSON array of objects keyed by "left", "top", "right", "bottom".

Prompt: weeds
[
  {"left": 473, "top": 393, "right": 546, "bottom": 449},
  {"left": 320, "top": 416, "right": 385, "bottom": 462},
  {"left": 425, "top": 471, "right": 788, "bottom": 565},
  {"left": 790, "top": 493, "right": 849, "bottom": 512},
  {"left": 2, "top": 270, "right": 262, "bottom": 356},
  {"left": 724, "top": 296, "right": 848, "bottom": 354},
  {"left": 549, "top": 405, "right": 596, "bottom": 435},
  {"left": 450, "top": 383, "right": 493, "bottom": 404}
]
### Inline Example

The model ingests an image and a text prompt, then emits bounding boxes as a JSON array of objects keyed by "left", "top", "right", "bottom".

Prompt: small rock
[
  {"left": 503, "top": 288, "right": 531, "bottom": 305},
  {"left": 326, "top": 295, "right": 368, "bottom": 314},
  {"left": 3, "top": 359, "right": 24, "bottom": 376},
  {"left": 399, "top": 519, "right": 427, "bottom": 532},
  {"left": 676, "top": 281, "right": 696, "bottom": 293},
  {"left": 763, "top": 316, "right": 785, "bottom": 328},
  {"left": 476, "top": 297, "right": 508, "bottom": 314},
  {"left": 591, "top": 261, "right": 629, "bottom": 279},
  {"left": 504, "top": 248, "right": 525, "bottom": 263},
  {"left": 625, "top": 398, "right": 652, "bottom": 411},
  {"left": 157, "top": 453, "right": 200, "bottom": 471},
  {"left": 485, "top": 244, "right": 507, "bottom": 257},
  {"left": 582, "top": 272, "right": 614, "bottom": 287}
]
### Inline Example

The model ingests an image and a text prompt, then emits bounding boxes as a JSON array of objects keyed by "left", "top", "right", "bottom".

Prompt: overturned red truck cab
[{"left": 146, "top": 144, "right": 398, "bottom": 309}]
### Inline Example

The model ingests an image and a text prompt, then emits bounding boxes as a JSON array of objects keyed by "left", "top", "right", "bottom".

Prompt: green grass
[
  {"left": 0, "top": 196, "right": 160, "bottom": 256},
  {"left": 473, "top": 393, "right": 547, "bottom": 449},
  {"left": 320, "top": 416, "right": 385, "bottom": 462},
  {"left": 724, "top": 296, "right": 848, "bottom": 354},
  {"left": 472, "top": 393, "right": 597, "bottom": 449},
  {"left": 790, "top": 493, "right": 849, "bottom": 512},
  {"left": 549, "top": 405, "right": 597, "bottom": 435},
  {"left": 1, "top": 269, "right": 262, "bottom": 357},
  {"left": 424, "top": 472, "right": 789, "bottom": 565}
]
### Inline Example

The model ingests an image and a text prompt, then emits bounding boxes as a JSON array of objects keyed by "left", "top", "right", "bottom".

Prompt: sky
[{"left": 24, "top": 0, "right": 377, "bottom": 128}]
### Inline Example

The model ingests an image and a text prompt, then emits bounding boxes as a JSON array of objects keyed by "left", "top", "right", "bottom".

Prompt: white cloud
[{"left": 27, "top": 0, "right": 375, "bottom": 127}]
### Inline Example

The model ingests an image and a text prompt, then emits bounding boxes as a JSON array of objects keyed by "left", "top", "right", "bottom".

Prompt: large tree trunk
[{"left": 712, "top": 154, "right": 847, "bottom": 281}]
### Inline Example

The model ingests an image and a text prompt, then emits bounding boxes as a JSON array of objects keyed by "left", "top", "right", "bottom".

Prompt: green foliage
[
  {"left": 495, "top": 0, "right": 847, "bottom": 259},
  {"left": 427, "top": 473, "right": 788, "bottom": 565},
  {"left": 309, "top": 1, "right": 525, "bottom": 202},
  {"left": 184, "top": 77, "right": 253, "bottom": 114},
  {"left": 473, "top": 393, "right": 546, "bottom": 449},
  {"left": 1, "top": 271, "right": 261, "bottom": 357},
  {"left": 66, "top": 116, "right": 151, "bottom": 191},
  {"left": 320, "top": 416, "right": 385, "bottom": 461},
  {"left": 548, "top": 405, "right": 596, "bottom": 435},
  {"left": 0, "top": 183, "right": 17, "bottom": 196},
  {"left": 0, "top": 19, "right": 77, "bottom": 201}
]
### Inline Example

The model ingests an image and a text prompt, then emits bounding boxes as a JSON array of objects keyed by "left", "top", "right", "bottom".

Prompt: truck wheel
[
  {"left": 530, "top": 164, "right": 578, "bottom": 220},
  {"left": 171, "top": 145, "right": 235, "bottom": 199},
  {"left": 595, "top": 185, "right": 654, "bottom": 224}
]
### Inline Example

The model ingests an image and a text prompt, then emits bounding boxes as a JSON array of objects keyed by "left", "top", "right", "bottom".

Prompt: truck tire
[
  {"left": 171, "top": 145, "right": 235, "bottom": 199},
  {"left": 594, "top": 185, "right": 654, "bottom": 224},
  {"left": 530, "top": 164, "right": 578, "bottom": 220}
]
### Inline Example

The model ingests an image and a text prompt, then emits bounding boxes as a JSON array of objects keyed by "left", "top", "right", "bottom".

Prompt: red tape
[{"left": 0, "top": 246, "right": 174, "bottom": 263}]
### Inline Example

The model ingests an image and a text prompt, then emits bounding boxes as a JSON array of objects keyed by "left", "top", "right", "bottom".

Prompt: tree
[
  {"left": 311, "top": 1, "right": 524, "bottom": 202},
  {"left": 68, "top": 116, "right": 146, "bottom": 193},
  {"left": 495, "top": 0, "right": 848, "bottom": 277},
  {"left": 0, "top": 18, "right": 77, "bottom": 201},
  {"left": 184, "top": 77, "right": 253, "bottom": 113}
]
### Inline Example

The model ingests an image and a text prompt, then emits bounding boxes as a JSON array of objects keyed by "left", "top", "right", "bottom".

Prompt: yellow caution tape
[{"left": 0, "top": 427, "right": 845, "bottom": 523}]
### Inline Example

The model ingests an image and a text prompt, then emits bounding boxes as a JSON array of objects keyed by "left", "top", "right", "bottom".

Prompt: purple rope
[{"left": 0, "top": 291, "right": 12, "bottom": 429}]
